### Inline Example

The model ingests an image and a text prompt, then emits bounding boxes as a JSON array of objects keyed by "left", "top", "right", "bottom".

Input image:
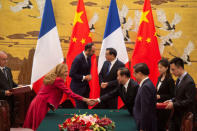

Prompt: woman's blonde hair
[{"left": 43, "top": 63, "right": 67, "bottom": 85}]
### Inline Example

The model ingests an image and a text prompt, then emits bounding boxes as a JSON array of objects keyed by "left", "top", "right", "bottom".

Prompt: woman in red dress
[{"left": 23, "top": 63, "right": 92, "bottom": 130}]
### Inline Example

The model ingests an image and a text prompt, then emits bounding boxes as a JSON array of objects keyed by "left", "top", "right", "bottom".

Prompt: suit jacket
[
  {"left": 172, "top": 73, "right": 196, "bottom": 122},
  {"left": 0, "top": 67, "right": 17, "bottom": 99},
  {"left": 156, "top": 76, "right": 175, "bottom": 102},
  {"left": 69, "top": 52, "right": 91, "bottom": 95},
  {"left": 99, "top": 59, "right": 124, "bottom": 94},
  {"left": 133, "top": 79, "right": 157, "bottom": 131},
  {"left": 38, "top": 77, "right": 83, "bottom": 109},
  {"left": 100, "top": 79, "right": 138, "bottom": 115}
]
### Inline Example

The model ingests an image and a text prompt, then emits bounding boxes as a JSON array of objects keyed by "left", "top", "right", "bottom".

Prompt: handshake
[{"left": 83, "top": 98, "right": 99, "bottom": 106}]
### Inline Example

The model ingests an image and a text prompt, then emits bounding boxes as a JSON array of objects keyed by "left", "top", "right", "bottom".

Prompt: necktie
[
  {"left": 122, "top": 86, "right": 126, "bottom": 97},
  {"left": 176, "top": 78, "right": 180, "bottom": 87},
  {"left": 85, "top": 56, "right": 87, "bottom": 63},
  {"left": 124, "top": 86, "right": 127, "bottom": 93},
  {"left": 2, "top": 68, "right": 8, "bottom": 79},
  {"left": 175, "top": 78, "right": 180, "bottom": 96},
  {"left": 107, "top": 62, "right": 111, "bottom": 75}
]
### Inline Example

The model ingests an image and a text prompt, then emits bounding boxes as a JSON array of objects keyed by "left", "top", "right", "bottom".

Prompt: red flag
[
  {"left": 60, "top": 0, "right": 100, "bottom": 108},
  {"left": 88, "top": 54, "right": 100, "bottom": 109},
  {"left": 130, "top": 0, "right": 161, "bottom": 85}
]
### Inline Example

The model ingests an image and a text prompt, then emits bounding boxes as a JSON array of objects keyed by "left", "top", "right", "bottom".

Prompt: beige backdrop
[{"left": 0, "top": 0, "right": 197, "bottom": 84}]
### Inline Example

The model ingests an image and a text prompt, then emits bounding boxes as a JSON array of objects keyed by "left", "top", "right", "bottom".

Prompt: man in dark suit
[
  {"left": 165, "top": 57, "right": 196, "bottom": 131},
  {"left": 133, "top": 63, "right": 157, "bottom": 131},
  {"left": 93, "top": 67, "right": 138, "bottom": 115},
  {"left": 99, "top": 48, "right": 124, "bottom": 109},
  {"left": 0, "top": 51, "right": 18, "bottom": 126},
  {"left": 69, "top": 43, "right": 95, "bottom": 109}
]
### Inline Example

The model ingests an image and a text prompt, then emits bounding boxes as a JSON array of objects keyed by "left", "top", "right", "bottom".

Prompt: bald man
[{"left": 0, "top": 51, "right": 18, "bottom": 126}]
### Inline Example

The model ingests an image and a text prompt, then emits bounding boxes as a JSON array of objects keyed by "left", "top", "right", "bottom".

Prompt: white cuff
[
  {"left": 82, "top": 76, "right": 85, "bottom": 82},
  {"left": 97, "top": 98, "right": 101, "bottom": 103}
]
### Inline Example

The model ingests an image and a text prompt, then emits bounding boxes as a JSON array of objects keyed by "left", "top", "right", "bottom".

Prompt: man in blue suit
[
  {"left": 133, "top": 63, "right": 157, "bottom": 131},
  {"left": 69, "top": 43, "right": 96, "bottom": 109}
]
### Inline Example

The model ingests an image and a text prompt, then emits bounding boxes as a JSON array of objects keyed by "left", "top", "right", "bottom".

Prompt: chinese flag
[
  {"left": 60, "top": 0, "right": 100, "bottom": 109},
  {"left": 130, "top": 0, "right": 161, "bottom": 85}
]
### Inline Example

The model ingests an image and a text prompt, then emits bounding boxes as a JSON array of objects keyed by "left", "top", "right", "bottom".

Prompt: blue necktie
[
  {"left": 175, "top": 78, "right": 180, "bottom": 96},
  {"left": 107, "top": 62, "right": 111, "bottom": 75},
  {"left": 176, "top": 78, "right": 180, "bottom": 87}
]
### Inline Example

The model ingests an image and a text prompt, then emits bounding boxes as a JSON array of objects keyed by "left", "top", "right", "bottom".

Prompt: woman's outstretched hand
[{"left": 83, "top": 98, "right": 97, "bottom": 106}]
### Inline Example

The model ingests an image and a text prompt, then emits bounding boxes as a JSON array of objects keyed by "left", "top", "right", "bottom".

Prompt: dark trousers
[
  {"left": 7, "top": 97, "right": 15, "bottom": 127},
  {"left": 157, "top": 109, "right": 171, "bottom": 131},
  {"left": 74, "top": 87, "right": 89, "bottom": 109},
  {"left": 169, "top": 115, "right": 182, "bottom": 131},
  {"left": 2, "top": 97, "right": 15, "bottom": 127}
]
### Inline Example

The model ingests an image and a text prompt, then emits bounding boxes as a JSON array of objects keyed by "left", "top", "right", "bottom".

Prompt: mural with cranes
[{"left": 0, "top": 0, "right": 197, "bottom": 84}]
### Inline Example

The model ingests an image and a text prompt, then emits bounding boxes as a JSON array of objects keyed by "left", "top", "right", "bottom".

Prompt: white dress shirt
[
  {"left": 124, "top": 79, "right": 130, "bottom": 93},
  {"left": 108, "top": 58, "right": 117, "bottom": 72},
  {"left": 83, "top": 51, "right": 88, "bottom": 63},
  {"left": 177, "top": 72, "right": 187, "bottom": 86},
  {"left": 0, "top": 66, "right": 6, "bottom": 73},
  {"left": 82, "top": 51, "right": 88, "bottom": 81},
  {"left": 139, "top": 77, "right": 149, "bottom": 87},
  {"left": 0, "top": 66, "right": 5, "bottom": 71},
  {"left": 157, "top": 81, "right": 162, "bottom": 91},
  {"left": 0, "top": 66, "right": 7, "bottom": 79}
]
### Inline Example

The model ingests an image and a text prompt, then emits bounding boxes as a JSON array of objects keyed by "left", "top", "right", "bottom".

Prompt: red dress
[{"left": 23, "top": 77, "right": 83, "bottom": 130}]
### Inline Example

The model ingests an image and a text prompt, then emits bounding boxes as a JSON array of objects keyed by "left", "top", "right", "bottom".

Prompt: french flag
[
  {"left": 98, "top": 0, "right": 129, "bottom": 109},
  {"left": 31, "top": 0, "right": 64, "bottom": 93}
]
